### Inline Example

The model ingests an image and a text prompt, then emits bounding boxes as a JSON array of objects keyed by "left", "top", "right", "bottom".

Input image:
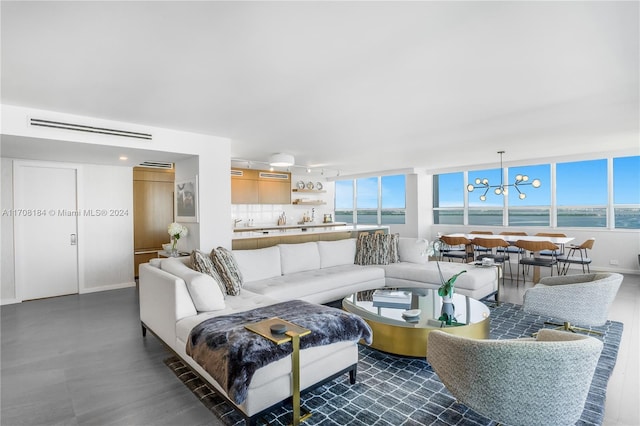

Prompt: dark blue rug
[{"left": 165, "top": 302, "right": 623, "bottom": 426}]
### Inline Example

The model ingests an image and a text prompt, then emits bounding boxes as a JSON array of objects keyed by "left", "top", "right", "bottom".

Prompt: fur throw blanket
[{"left": 186, "top": 300, "right": 373, "bottom": 404}]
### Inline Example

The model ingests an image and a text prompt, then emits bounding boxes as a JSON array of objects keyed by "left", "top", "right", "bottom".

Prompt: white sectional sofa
[{"left": 139, "top": 237, "right": 497, "bottom": 425}]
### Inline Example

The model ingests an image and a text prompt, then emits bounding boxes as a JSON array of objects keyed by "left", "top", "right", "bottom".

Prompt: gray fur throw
[{"left": 186, "top": 299, "right": 373, "bottom": 404}]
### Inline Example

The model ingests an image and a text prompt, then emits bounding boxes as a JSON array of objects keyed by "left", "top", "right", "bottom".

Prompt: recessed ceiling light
[{"left": 119, "top": 156, "right": 128, "bottom": 161}]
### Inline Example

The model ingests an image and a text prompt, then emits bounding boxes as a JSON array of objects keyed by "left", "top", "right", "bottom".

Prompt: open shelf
[
  {"left": 292, "top": 189, "right": 326, "bottom": 193},
  {"left": 292, "top": 200, "right": 326, "bottom": 205}
]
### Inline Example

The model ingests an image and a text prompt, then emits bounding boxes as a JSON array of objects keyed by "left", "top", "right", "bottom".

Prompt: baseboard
[
  {"left": 80, "top": 281, "right": 137, "bottom": 294},
  {"left": 1, "top": 298, "right": 21, "bottom": 306}
]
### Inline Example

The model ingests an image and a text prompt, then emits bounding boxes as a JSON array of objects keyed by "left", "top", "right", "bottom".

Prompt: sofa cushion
[
  {"left": 398, "top": 237, "right": 428, "bottom": 264},
  {"left": 381, "top": 261, "right": 496, "bottom": 291},
  {"left": 318, "top": 239, "right": 357, "bottom": 268},
  {"left": 232, "top": 246, "right": 282, "bottom": 283},
  {"left": 355, "top": 233, "right": 399, "bottom": 265},
  {"left": 190, "top": 250, "right": 227, "bottom": 297},
  {"left": 162, "top": 257, "right": 226, "bottom": 312},
  {"left": 242, "top": 264, "right": 385, "bottom": 301},
  {"left": 278, "top": 242, "right": 320, "bottom": 275},
  {"left": 211, "top": 247, "right": 244, "bottom": 296}
]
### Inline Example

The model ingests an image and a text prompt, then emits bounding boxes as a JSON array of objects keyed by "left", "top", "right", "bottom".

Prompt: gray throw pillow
[
  {"left": 190, "top": 250, "right": 227, "bottom": 298},
  {"left": 210, "top": 247, "right": 244, "bottom": 296},
  {"left": 355, "top": 233, "right": 399, "bottom": 265}
]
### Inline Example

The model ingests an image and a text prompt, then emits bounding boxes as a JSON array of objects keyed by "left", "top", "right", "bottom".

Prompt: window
[
  {"left": 335, "top": 174, "right": 406, "bottom": 225},
  {"left": 556, "top": 159, "right": 607, "bottom": 227},
  {"left": 334, "top": 180, "right": 354, "bottom": 223},
  {"left": 432, "top": 157, "right": 640, "bottom": 229},
  {"left": 433, "top": 172, "right": 464, "bottom": 225},
  {"left": 613, "top": 156, "right": 640, "bottom": 229},
  {"left": 508, "top": 164, "right": 551, "bottom": 227},
  {"left": 356, "top": 177, "right": 378, "bottom": 224},
  {"left": 381, "top": 175, "right": 406, "bottom": 224}
]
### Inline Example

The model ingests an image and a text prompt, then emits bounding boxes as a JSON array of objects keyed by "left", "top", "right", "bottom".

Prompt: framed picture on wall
[{"left": 175, "top": 176, "right": 198, "bottom": 222}]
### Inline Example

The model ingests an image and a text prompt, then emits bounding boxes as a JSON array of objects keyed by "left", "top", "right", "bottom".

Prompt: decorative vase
[
  {"left": 440, "top": 296, "right": 455, "bottom": 325},
  {"left": 171, "top": 237, "right": 179, "bottom": 257}
]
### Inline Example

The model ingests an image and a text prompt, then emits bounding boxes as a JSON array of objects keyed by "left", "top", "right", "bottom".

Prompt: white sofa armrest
[{"left": 139, "top": 263, "right": 197, "bottom": 350}]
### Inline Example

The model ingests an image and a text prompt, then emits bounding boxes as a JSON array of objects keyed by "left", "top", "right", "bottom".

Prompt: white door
[{"left": 14, "top": 163, "right": 79, "bottom": 300}]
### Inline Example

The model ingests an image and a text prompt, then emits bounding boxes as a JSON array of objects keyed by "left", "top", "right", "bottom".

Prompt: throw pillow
[
  {"left": 355, "top": 233, "right": 399, "bottom": 265},
  {"left": 211, "top": 247, "right": 244, "bottom": 296},
  {"left": 398, "top": 237, "right": 429, "bottom": 264},
  {"left": 163, "top": 256, "right": 225, "bottom": 311},
  {"left": 190, "top": 250, "right": 227, "bottom": 297}
]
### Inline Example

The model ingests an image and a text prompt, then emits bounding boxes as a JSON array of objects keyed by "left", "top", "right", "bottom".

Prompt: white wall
[
  {"left": 1, "top": 159, "right": 16, "bottom": 303},
  {"left": 81, "top": 164, "right": 134, "bottom": 292},
  {"left": 1, "top": 104, "right": 232, "bottom": 302}
]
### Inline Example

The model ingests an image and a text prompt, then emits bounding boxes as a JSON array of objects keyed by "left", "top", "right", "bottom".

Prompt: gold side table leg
[{"left": 286, "top": 331, "right": 311, "bottom": 426}]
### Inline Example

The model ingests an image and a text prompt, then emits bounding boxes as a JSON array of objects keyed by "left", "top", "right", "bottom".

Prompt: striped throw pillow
[
  {"left": 210, "top": 247, "right": 244, "bottom": 296},
  {"left": 190, "top": 250, "right": 227, "bottom": 298}
]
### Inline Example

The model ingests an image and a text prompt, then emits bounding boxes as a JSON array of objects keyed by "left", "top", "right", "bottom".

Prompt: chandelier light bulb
[
  {"left": 494, "top": 187, "right": 502, "bottom": 195},
  {"left": 480, "top": 195, "right": 486, "bottom": 201},
  {"left": 515, "top": 174, "right": 523, "bottom": 181},
  {"left": 482, "top": 178, "right": 489, "bottom": 185},
  {"left": 532, "top": 179, "right": 541, "bottom": 188},
  {"left": 519, "top": 193, "right": 526, "bottom": 200},
  {"left": 522, "top": 175, "right": 529, "bottom": 182},
  {"left": 475, "top": 178, "right": 481, "bottom": 185},
  {"left": 502, "top": 188, "right": 508, "bottom": 195},
  {"left": 467, "top": 184, "right": 475, "bottom": 192}
]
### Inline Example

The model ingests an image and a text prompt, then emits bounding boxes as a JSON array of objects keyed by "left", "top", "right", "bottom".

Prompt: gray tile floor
[{"left": 1, "top": 271, "right": 638, "bottom": 426}]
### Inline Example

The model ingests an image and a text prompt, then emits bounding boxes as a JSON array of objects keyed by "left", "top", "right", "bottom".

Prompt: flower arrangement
[
  {"left": 168, "top": 222, "right": 188, "bottom": 253},
  {"left": 424, "top": 238, "right": 467, "bottom": 324}
]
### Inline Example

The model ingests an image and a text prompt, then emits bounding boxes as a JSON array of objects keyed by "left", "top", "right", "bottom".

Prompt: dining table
[{"left": 442, "top": 233, "right": 575, "bottom": 283}]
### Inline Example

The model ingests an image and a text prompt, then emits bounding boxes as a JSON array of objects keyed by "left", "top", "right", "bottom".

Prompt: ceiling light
[
  {"left": 119, "top": 156, "right": 128, "bottom": 161},
  {"left": 467, "top": 151, "right": 541, "bottom": 201},
  {"left": 269, "top": 153, "right": 295, "bottom": 167}
]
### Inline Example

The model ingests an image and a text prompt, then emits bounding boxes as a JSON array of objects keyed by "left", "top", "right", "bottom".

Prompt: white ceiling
[{"left": 1, "top": 1, "right": 638, "bottom": 174}]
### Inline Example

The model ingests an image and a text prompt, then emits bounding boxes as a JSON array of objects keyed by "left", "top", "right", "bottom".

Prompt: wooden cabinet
[
  {"left": 133, "top": 167, "right": 175, "bottom": 277},
  {"left": 231, "top": 169, "right": 291, "bottom": 204}
]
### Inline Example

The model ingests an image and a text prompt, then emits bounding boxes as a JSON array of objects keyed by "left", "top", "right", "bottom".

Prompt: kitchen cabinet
[
  {"left": 133, "top": 167, "right": 175, "bottom": 277},
  {"left": 231, "top": 169, "right": 291, "bottom": 205}
]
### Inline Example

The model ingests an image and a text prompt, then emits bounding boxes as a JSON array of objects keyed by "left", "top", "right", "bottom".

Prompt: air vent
[
  {"left": 231, "top": 169, "right": 243, "bottom": 176},
  {"left": 259, "top": 172, "right": 289, "bottom": 180},
  {"left": 138, "top": 161, "right": 173, "bottom": 169},
  {"left": 30, "top": 118, "right": 152, "bottom": 140}
]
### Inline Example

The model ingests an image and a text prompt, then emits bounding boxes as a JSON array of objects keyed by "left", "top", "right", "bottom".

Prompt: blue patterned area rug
[{"left": 164, "top": 302, "right": 623, "bottom": 426}]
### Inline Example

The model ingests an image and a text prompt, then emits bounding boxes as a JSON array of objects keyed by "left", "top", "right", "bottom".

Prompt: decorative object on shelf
[
  {"left": 306, "top": 181, "right": 314, "bottom": 190},
  {"left": 297, "top": 180, "right": 305, "bottom": 189},
  {"left": 277, "top": 212, "right": 287, "bottom": 226},
  {"left": 168, "top": 222, "right": 188, "bottom": 256},
  {"left": 323, "top": 214, "right": 333, "bottom": 223},
  {"left": 467, "top": 151, "right": 541, "bottom": 201},
  {"left": 315, "top": 182, "right": 323, "bottom": 190},
  {"left": 176, "top": 175, "right": 199, "bottom": 222},
  {"left": 425, "top": 238, "right": 467, "bottom": 325}
]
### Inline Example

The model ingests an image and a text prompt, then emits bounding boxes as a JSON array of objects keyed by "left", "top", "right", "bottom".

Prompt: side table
[
  {"left": 471, "top": 261, "right": 503, "bottom": 305},
  {"left": 245, "top": 317, "right": 312, "bottom": 425}
]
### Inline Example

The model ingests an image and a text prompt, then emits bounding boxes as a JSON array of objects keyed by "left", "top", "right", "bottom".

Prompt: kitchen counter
[
  {"left": 231, "top": 224, "right": 390, "bottom": 249},
  {"left": 233, "top": 222, "right": 348, "bottom": 233}
]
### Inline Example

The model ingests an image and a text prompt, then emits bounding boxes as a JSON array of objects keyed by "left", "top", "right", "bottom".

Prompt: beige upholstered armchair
[
  {"left": 427, "top": 329, "right": 603, "bottom": 426},
  {"left": 523, "top": 272, "right": 623, "bottom": 334}
]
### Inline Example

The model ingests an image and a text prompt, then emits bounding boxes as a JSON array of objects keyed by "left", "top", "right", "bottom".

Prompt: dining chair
[
  {"left": 470, "top": 231, "right": 493, "bottom": 257},
  {"left": 514, "top": 239, "right": 560, "bottom": 285},
  {"left": 535, "top": 232, "right": 567, "bottom": 257},
  {"left": 557, "top": 238, "right": 595, "bottom": 275},
  {"left": 439, "top": 235, "right": 473, "bottom": 263},
  {"left": 496, "top": 231, "right": 528, "bottom": 256},
  {"left": 470, "top": 237, "right": 513, "bottom": 285}
]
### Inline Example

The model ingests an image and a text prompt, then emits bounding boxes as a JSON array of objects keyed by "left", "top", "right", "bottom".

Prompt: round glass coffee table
[{"left": 342, "top": 288, "right": 490, "bottom": 357}]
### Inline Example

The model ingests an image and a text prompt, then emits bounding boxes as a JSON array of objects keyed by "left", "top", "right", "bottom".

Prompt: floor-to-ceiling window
[
  {"left": 433, "top": 155, "right": 639, "bottom": 229},
  {"left": 335, "top": 174, "right": 406, "bottom": 225}
]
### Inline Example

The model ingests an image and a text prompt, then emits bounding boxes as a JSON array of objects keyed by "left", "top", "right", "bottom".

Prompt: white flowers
[{"left": 168, "top": 222, "right": 188, "bottom": 240}]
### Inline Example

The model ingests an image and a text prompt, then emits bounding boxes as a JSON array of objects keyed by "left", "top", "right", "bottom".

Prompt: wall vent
[
  {"left": 259, "top": 172, "right": 289, "bottom": 180},
  {"left": 138, "top": 161, "right": 173, "bottom": 169},
  {"left": 231, "top": 169, "right": 243, "bottom": 176},
  {"left": 30, "top": 118, "right": 152, "bottom": 140}
]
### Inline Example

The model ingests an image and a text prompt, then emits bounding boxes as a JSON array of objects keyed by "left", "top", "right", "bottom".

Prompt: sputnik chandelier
[{"left": 467, "top": 151, "right": 541, "bottom": 201}]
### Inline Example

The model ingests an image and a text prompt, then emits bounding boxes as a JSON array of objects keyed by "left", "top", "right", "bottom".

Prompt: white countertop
[
  {"left": 232, "top": 224, "right": 389, "bottom": 240},
  {"left": 233, "top": 222, "right": 348, "bottom": 232}
]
